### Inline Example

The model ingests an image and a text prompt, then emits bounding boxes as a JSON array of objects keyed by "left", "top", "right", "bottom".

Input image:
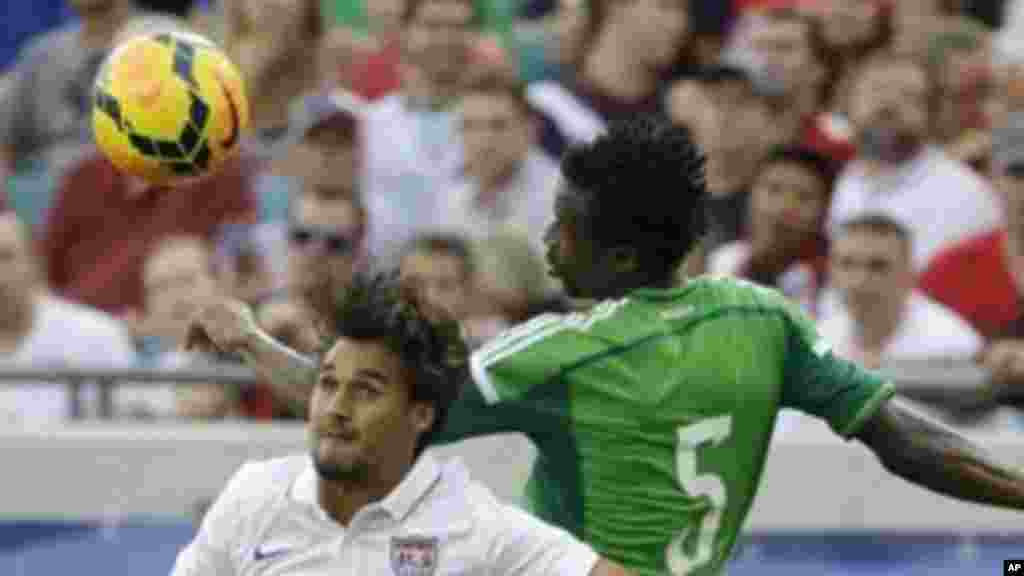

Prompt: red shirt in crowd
[
  {"left": 344, "top": 38, "right": 402, "bottom": 101},
  {"left": 919, "top": 229, "right": 1020, "bottom": 340},
  {"left": 43, "top": 152, "right": 257, "bottom": 315}
]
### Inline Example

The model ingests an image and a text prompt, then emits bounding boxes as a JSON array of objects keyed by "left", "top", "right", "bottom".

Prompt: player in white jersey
[{"left": 172, "top": 274, "right": 632, "bottom": 576}]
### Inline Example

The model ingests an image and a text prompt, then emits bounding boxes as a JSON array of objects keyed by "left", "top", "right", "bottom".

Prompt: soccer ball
[{"left": 92, "top": 31, "right": 249, "bottom": 187}]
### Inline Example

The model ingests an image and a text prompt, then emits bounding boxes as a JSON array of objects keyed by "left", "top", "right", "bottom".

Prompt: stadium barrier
[
  {"left": 1, "top": 362, "right": 1022, "bottom": 575},
  {"left": 0, "top": 357, "right": 999, "bottom": 420}
]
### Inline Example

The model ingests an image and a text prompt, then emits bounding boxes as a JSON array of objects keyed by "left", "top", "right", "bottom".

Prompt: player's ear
[
  {"left": 608, "top": 245, "right": 639, "bottom": 275},
  {"left": 410, "top": 402, "right": 436, "bottom": 436}
]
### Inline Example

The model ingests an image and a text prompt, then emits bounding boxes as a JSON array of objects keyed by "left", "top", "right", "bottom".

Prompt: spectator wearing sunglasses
[
  {"left": 239, "top": 91, "right": 363, "bottom": 301},
  {"left": 283, "top": 191, "right": 368, "bottom": 325}
]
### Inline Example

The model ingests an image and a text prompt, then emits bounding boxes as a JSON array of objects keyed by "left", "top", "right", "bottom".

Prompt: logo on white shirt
[
  {"left": 253, "top": 544, "right": 293, "bottom": 562},
  {"left": 390, "top": 535, "right": 439, "bottom": 576}
]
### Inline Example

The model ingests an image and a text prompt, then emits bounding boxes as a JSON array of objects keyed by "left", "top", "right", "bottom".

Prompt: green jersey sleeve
[{"left": 780, "top": 301, "right": 896, "bottom": 438}]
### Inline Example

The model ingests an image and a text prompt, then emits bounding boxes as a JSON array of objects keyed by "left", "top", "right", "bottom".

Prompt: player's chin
[{"left": 311, "top": 446, "right": 368, "bottom": 483}]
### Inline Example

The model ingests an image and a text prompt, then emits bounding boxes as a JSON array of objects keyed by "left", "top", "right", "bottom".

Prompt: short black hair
[
  {"left": 324, "top": 273, "right": 469, "bottom": 456},
  {"left": 561, "top": 116, "right": 707, "bottom": 281},
  {"left": 401, "top": 232, "right": 476, "bottom": 281},
  {"left": 756, "top": 145, "right": 838, "bottom": 200}
]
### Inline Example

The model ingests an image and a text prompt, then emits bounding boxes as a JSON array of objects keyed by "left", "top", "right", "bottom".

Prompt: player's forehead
[{"left": 321, "top": 338, "right": 406, "bottom": 385}]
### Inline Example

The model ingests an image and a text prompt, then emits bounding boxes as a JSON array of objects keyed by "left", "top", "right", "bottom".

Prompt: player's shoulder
[
  {"left": 683, "top": 275, "right": 794, "bottom": 312},
  {"left": 215, "top": 453, "right": 307, "bottom": 513},
  {"left": 430, "top": 457, "right": 530, "bottom": 535}
]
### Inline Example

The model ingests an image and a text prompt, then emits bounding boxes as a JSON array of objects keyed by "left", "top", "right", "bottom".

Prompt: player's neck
[{"left": 317, "top": 463, "right": 411, "bottom": 526}]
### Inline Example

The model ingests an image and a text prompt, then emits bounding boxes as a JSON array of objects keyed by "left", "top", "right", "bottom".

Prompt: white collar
[{"left": 291, "top": 451, "right": 443, "bottom": 523}]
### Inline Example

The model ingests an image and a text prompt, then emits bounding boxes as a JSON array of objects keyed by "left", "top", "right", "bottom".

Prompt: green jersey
[{"left": 438, "top": 276, "right": 895, "bottom": 576}]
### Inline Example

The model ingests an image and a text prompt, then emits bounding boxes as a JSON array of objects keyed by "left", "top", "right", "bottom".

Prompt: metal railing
[{"left": 0, "top": 357, "right": 1007, "bottom": 420}]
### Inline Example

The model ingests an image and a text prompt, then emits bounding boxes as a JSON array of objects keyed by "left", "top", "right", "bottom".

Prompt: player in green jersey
[{"left": 187, "top": 117, "right": 1024, "bottom": 576}]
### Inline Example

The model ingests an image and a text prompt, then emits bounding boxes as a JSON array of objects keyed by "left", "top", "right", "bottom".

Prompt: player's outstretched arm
[
  {"left": 855, "top": 396, "right": 1024, "bottom": 510},
  {"left": 187, "top": 298, "right": 316, "bottom": 415}
]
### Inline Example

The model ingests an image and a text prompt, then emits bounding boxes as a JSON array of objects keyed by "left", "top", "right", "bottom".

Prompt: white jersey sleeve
[
  {"left": 485, "top": 499, "right": 599, "bottom": 576},
  {"left": 169, "top": 462, "right": 257, "bottom": 576}
]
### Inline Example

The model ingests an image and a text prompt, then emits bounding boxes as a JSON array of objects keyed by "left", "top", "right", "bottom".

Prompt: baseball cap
[{"left": 284, "top": 90, "right": 364, "bottom": 149}]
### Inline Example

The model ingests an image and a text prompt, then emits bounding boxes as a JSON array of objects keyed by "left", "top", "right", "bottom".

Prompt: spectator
[
  {"left": 928, "top": 17, "right": 995, "bottom": 166},
  {"left": 708, "top": 145, "right": 836, "bottom": 316},
  {"left": 472, "top": 233, "right": 564, "bottom": 340},
  {"left": 827, "top": 50, "right": 1001, "bottom": 272},
  {"left": 225, "top": 0, "right": 323, "bottom": 158},
  {"left": 362, "top": 0, "right": 480, "bottom": 268},
  {"left": 0, "top": 211, "right": 136, "bottom": 425},
  {"left": 0, "top": 0, "right": 135, "bottom": 181},
  {"left": 43, "top": 152, "right": 256, "bottom": 316},
  {"left": 819, "top": 214, "right": 981, "bottom": 370},
  {"left": 247, "top": 297, "right": 321, "bottom": 419},
  {"left": 667, "top": 65, "right": 773, "bottom": 248},
  {"left": 921, "top": 91, "right": 1024, "bottom": 338},
  {"left": 553, "top": 0, "right": 588, "bottom": 70},
  {"left": 442, "top": 69, "right": 560, "bottom": 256},
  {"left": 806, "top": 0, "right": 893, "bottom": 115},
  {"left": 248, "top": 91, "right": 364, "bottom": 303},
  {"left": 282, "top": 190, "right": 367, "bottom": 325},
  {"left": 399, "top": 232, "right": 477, "bottom": 329},
  {"left": 818, "top": 213, "right": 1016, "bottom": 431},
  {"left": 119, "top": 235, "right": 237, "bottom": 420},
  {"left": 526, "top": 0, "right": 691, "bottom": 161},
  {"left": 729, "top": 7, "right": 856, "bottom": 164}
]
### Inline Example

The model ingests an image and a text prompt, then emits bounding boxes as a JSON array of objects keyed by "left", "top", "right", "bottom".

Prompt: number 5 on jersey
[{"left": 666, "top": 415, "right": 733, "bottom": 575}]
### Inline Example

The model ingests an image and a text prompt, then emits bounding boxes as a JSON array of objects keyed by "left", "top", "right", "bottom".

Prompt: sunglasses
[{"left": 289, "top": 226, "right": 356, "bottom": 255}]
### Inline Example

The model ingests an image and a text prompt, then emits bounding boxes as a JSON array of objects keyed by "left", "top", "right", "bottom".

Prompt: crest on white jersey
[{"left": 390, "top": 535, "right": 439, "bottom": 576}]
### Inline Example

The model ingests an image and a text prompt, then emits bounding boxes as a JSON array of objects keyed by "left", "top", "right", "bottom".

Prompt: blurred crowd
[{"left": 3, "top": 0, "right": 1024, "bottom": 433}]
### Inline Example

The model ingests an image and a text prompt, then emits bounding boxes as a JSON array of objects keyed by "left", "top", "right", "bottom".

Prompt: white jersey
[{"left": 170, "top": 451, "right": 599, "bottom": 576}]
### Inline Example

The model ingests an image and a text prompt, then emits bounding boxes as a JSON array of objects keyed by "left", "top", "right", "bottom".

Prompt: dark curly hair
[
  {"left": 560, "top": 115, "right": 708, "bottom": 283},
  {"left": 323, "top": 273, "right": 469, "bottom": 456}
]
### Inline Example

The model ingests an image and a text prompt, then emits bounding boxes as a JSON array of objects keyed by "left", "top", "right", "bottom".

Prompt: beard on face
[{"left": 311, "top": 443, "right": 370, "bottom": 484}]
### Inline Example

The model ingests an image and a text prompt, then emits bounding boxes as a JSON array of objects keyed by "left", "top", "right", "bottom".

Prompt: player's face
[
  {"left": 309, "top": 338, "right": 433, "bottom": 484},
  {"left": 831, "top": 230, "right": 912, "bottom": 314},
  {"left": 544, "top": 186, "right": 608, "bottom": 299}
]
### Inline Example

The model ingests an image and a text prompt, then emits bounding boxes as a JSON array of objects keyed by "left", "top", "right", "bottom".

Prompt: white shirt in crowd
[
  {"left": 440, "top": 151, "right": 560, "bottom": 256},
  {"left": 827, "top": 146, "right": 1001, "bottom": 272},
  {"left": 0, "top": 293, "right": 136, "bottom": 425},
  {"left": 170, "top": 451, "right": 599, "bottom": 576},
  {"left": 362, "top": 94, "right": 464, "bottom": 269},
  {"left": 776, "top": 291, "right": 984, "bottom": 438},
  {"left": 817, "top": 290, "right": 982, "bottom": 362},
  {"left": 706, "top": 241, "right": 819, "bottom": 316}
]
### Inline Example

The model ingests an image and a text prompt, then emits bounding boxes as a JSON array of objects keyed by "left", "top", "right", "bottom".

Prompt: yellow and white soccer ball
[{"left": 92, "top": 30, "right": 249, "bottom": 187}]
